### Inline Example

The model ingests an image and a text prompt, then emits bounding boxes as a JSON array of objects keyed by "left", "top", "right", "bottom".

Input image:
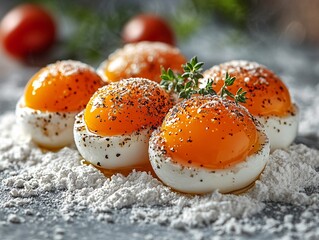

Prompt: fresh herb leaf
[
  {"left": 198, "top": 79, "right": 217, "bottom": 96},
  {"left": 224, "top": 72, "right": 236, "bottom": 86},
  {"left": 234, "top": 87, "right": 247, "bottom": 104},
  {"left": 160, "top": 68, "right": 185, "bottom": 94},
  {"left": 160, "top": 56, "right": 247, "bottom": 103}
]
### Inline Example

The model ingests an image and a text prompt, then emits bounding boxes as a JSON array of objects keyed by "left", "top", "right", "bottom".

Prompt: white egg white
[
  {"left": 256, "top": 104, "right": 299, "bottom": 152},
  {"left": 149, "top": 123, "right": 270, "bottom": 194},
  {"left": 73, "top": 112, "right": 151, "bottom": 169},
  {"left": 16, "top": 98, "right": 76, "bottom": 149}
]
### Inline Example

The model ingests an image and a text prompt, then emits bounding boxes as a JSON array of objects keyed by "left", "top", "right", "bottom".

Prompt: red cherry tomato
[
  {"left": 122, "top": 14, "right": 175, "bottom": 46},
  {"left": 0, "top": 4, "right": 56, "bottom": 60}
]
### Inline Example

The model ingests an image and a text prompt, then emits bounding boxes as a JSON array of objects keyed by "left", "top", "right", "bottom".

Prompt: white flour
[{"left": 0, "top": 112, "right": 319, "bottom": 239}]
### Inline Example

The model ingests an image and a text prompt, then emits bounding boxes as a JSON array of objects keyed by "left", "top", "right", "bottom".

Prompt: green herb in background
[
  {"left": 14, "top": 0, "right": 249, "bottom": 63},
  {"left": 61, "top": 5, "right": 132, "bottom": 61},
  {"left": 190, "top": 0, "right": 249, "bottom": 27}
]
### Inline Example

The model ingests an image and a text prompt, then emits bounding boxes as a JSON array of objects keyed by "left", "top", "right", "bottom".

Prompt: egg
[
  {"left": 74, "top": 78, "right": 173, "bottom": 173},
  {"left": 149, "top": 95, "right": 270, "bottom": 194},
  {"left": 203, "top": 60, "right": 298, "bottom": 151},
  {"left": 16, "top": 60, "right": 105, "bottom": 149},
  {"left": 97, "top": 41, "right": 186, "bottom": 83}
]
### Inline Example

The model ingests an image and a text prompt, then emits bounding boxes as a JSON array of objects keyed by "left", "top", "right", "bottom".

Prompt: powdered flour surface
[
  {"left": 0, "top": 112, "right": 318, "bottom": 240},
  {"left": 1, "top": 26, "right": 319, "bottom": 240}
]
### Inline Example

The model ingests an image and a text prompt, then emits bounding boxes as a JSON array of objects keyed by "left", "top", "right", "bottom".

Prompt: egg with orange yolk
[
  {"left": 202, "top": 60, "right": 298, "bottom": 151},
  {"left": 16, "top": 60, "right": 105, "bottom": 149},
  {"left": 97, "top": 41, "right": 186, "bottom": 83},
  {"left": 149, "top": 95, "right": 270, "bottom": 194},
  {"left": 74, "top": 78, "right": 173, "bottom": 173}
]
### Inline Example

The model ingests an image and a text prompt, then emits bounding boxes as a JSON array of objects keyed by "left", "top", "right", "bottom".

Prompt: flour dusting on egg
[
  {"left": 203, "top": 60, "right": 299, "bottom": 151},
  {"left": 97, "top": 42, "right": 186, "bottom": 83},
  {"left": 74, "top": 78, "right": 173, "bottom": 170},
  {"left": 149, "top": 95, "right": 270, "bottom": 194},
  {"left": 15, "top": 60, "right": 104, "bottom": 148},
  {"left": 41, "top": 60, "right": 96, "bottom": 77}
]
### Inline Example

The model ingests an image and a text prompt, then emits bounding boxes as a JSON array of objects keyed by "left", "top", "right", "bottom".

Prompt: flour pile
[{"left": 0, "top": 113, "right": 319, "bottom": 238}]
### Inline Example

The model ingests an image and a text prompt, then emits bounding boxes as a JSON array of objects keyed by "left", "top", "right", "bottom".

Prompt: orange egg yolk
[
  {"left": 100, "top": 42, "right": 186, "bottom": 83},
  {"left": 160, "top": 96, "right": 259, "bottom": 170},
  {"left": 24, "top": 61, "right": 105, "bottom": 112},
  {"left": 203, "top": 62, "right": 293, "bottom": 117},
  {"left": 84, "top": 78, "right": 173, "bottom": 136}
]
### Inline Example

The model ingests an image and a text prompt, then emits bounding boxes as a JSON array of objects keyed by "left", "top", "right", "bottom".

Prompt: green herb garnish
[
  {"left": 220, "top": 72, "right": 247, "bottom": 104},
  {"left": 160, "top": 56, "right": 247, "bottom": 104}
]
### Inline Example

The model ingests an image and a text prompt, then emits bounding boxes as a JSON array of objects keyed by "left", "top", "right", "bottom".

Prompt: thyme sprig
[
  {"left": 160, "top": 56, "right": 247, "bottom": 104},
  {"left": 220, "top": 72, "right": 247, "bottom": 104}
]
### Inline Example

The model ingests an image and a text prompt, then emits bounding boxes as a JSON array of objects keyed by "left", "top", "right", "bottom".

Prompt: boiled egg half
[
  {"left": 149, "top": 96, "right": 270, "bottom": 194},
  {"left": 74, "top": 78, "right": 173, "bottom": 174},
  {"left": 97, "top": 41, "right": 186, "bottom": 83},
  {"left": 203, "top": 61, "right": 298, "bottom": 151},
  {"left": 16, "top": 60, "right": 105, "bottom": 149}
]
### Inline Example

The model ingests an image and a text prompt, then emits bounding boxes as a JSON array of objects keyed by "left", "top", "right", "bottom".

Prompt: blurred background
[
  {"left": 0, "top": 0, "right": 319, "bottom": 135},
  {"left": 1, "top": 0, "right": 319, "bottom": 64}
]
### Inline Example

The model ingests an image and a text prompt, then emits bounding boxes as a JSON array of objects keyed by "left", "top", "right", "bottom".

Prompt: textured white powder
[{"left": 0, "top": 112, "right": 319, "bottom": 238}]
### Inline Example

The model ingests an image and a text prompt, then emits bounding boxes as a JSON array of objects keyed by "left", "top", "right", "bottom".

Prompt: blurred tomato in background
[
  {"left": 122, "top": 14, "right": 175, "bottom": 46},
  {"left": 0, "top": 3, "right": 56, "bottom": 61}
]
